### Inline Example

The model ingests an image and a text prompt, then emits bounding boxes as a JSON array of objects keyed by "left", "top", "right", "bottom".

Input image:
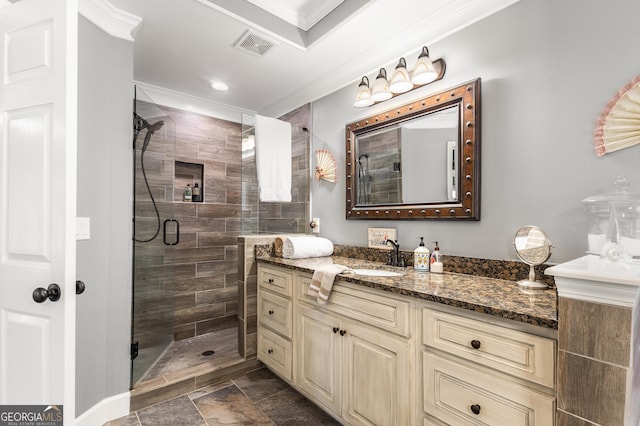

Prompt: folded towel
[
  {"left": 308, "top": 264, "right": 353, "bottom": 304},
  {"left": 255, "top": 115, "right": 292, "bottom": 202},
  {"left": 282, "top": 236, "right": 333, "bottom": 259},
  {"left": 274, "top": 237, "right": 287, "bottom": 257}
]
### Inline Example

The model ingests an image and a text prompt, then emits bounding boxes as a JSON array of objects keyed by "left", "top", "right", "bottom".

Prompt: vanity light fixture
[
  {"left": 353, "top": 76, "right": 375, "bottom": 107},
  {"left": 353, "top": 46, "right": 446, "bottom": 107},
  {"left": 371, "top": 68, "right": 393, "bottom": 102},
  {"left": 388, "top": 58, "right": 413, "bottom": 94},
  {"left": 411, "top": 46, "right": 438, "bottom": 85}
]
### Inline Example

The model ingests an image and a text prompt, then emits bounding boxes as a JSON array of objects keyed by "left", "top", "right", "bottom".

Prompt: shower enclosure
[{"left": 131, "top": 87, "right": 177, "bottom": 386}]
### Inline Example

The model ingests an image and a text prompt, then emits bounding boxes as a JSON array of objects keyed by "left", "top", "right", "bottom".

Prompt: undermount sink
[{"left": 351, "top": 268, "right": 403, "bottom": 277}]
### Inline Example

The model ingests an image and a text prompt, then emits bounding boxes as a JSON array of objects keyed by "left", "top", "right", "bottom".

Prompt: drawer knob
[
  {"left": 268, "top": 310, "right": 274, "bottom": 315},
  {"left": 470, "top": 404, "right": 481, "bottom": 415},
  {"left": 268, "top": 349, "right": 273, "bottom": 354},
  {"left": 268, "top": 278, "right": 274, "bottom": 284},
  {"left": 470, "top": 339, "right": 481, "bottom": 349},
  {"left": 333, "top": 327, "right": 339, "bottom": 333},
  {"left": 339, "top": 330, "right": 347, "bottom": 336}
]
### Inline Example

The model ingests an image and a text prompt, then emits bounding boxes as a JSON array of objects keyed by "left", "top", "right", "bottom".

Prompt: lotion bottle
[
  {"left": 414, "top": 237, "right": 430, "bottom": 271},
  {"left": 430, "top": 241, "right": 443, "bottom": 273}
]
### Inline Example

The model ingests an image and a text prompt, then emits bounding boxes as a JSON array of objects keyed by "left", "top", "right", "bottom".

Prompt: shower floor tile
[
  {"left": 142, "top": 327, "right": 239, "bottom": 382},
  {"left": 105, "top": 367, "right": 340, "bottom": 426}
]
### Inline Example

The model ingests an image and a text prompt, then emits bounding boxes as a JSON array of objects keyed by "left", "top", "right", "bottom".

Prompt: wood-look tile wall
[
  {"left": 241, "top": 104, "right": 311, "bottom": 234},
  {"left": 557, "top": 297, "right": 634, "bottom": 425},
  {"left": 355, "top": 128, "right": 401, "bottom": 205},
  {"left": 162, "top": 105, "right": 242, "bottom": 341}
]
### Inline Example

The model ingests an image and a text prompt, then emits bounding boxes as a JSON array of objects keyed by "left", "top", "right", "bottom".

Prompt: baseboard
[{"left": 75, "top": 391, "right": 130, "bottom": 426}]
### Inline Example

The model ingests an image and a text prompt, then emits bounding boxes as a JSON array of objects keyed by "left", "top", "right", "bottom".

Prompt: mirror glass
[
  {"left": 513, "top": 225, "right": 553, "bottom": 289},
  {"left": 355, "top": 105, "right": 459, "bottom": 205},
  {"left": 346, "top": 79, "right": 480, "bottom": 220}
]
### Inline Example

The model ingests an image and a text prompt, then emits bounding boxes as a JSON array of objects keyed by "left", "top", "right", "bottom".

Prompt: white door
[{"left": 0, "top": 0, "right": 77, "bottom": 422}]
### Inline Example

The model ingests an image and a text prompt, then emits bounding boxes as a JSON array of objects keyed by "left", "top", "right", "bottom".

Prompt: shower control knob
[{"left": 33, "top": 283, "right": 61, "bottom": 303}]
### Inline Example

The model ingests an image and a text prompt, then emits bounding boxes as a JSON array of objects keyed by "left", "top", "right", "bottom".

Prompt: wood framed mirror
[{"left": 345, "top": 78, "right": 481, "bottom": 220}]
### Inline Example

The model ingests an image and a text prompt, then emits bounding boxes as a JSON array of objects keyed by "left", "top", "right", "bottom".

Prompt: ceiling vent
[{"left": 234, "top": 30, "right": 276, "bottom": 57}]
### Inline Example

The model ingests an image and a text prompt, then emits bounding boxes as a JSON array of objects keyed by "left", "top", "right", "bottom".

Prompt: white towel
[
  {"left": 308, "top": 264, "right": 353, "bottom": 304},
  {"left": 255, "top": 115, "right": 292, "bottom": 202},
  {"left": 282, "top": 236, "right": 333, "bottom": 259}
]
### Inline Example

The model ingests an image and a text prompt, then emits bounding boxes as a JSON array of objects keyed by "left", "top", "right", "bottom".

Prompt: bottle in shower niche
[
  {"left": 192, "top": 183, "right": 200, "bottom": 202},
  {"left": 184, "top": 184, "right": 192, "bottom": 202}
]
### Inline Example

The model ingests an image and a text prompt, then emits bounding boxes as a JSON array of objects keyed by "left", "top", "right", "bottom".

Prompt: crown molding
[
  {"left": 79, "top": 0, "right": 141, "bottom": 42},
  {"left": 134, "top": 81, "right": 256, "bottom": 123}
]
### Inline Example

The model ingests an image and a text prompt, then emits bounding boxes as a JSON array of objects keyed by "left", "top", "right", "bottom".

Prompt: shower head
[
  {"left": 146, "top": 120, "right": 165, "bottom": 133},
  {"left": 133, "top": 113, "right": 165, "bottom": 134},
  {"left": 358, "top": 153, "right": 369, "bottom": 161}
]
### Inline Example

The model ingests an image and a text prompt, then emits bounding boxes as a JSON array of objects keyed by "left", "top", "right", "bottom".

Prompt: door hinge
[{"left": 131, "top": 341, "right": 139, "bottom": 360}]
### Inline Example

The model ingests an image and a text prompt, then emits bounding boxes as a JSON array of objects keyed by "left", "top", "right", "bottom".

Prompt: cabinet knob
[
  {"left": 268, "top": 310, "right": 274, "bottom": 315},
  {"left": 268, "top": 278, "right": 274, "bottom": 284},
  {"left": 332, "top": 327, "right": 339, "bottom": 333},
  {"left": 339, "top": 330, "right": 346, "bottom": 336},
  {"left": 470, "top": 339, "right": 481, "bottom": 349},
  {"left": 268, "top": 349, "right": 273, "bottom": 354},
  {"left": 470, "top": 404, "right": 481, "bottom": 415}
]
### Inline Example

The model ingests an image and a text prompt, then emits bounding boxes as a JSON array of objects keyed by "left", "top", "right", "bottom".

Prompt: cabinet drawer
[
  {"left": 423, "top": 352, "right": 555, "bottom": 426},
  {"left": 258, "top": 265, "right": 293, "bottom": 297},
  {"left": 258, "top": 290, "right": 292, "bottom": 338},
  {"left": 298, "top": 273, "right": 411, "bottom": 338},
  {"left": 422, "top": 308, "right": 555, "bottom": 388},
  {"left": 257, "top": 327, "right": 292, "bottom": 381}
]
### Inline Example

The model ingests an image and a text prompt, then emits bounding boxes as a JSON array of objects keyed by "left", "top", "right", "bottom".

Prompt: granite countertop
[{"left": 257, "top": 255, "right": 558, "bottom": 330}]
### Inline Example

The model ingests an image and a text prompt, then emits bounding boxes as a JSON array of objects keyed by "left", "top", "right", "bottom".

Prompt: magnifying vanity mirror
[
  {"left": 345, "top": 79, "right": 480, "bottom": 220},
  {"left": 513, "top": 226, "right": 553, "bottom": 289}
]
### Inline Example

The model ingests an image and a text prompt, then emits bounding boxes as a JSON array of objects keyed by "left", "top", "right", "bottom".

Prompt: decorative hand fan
[
  {"left": 315, "top": 149, "right": 337, "bottom": 183},
  {"left": 594, "top": 75, "right": 640, "bottom": 156}
]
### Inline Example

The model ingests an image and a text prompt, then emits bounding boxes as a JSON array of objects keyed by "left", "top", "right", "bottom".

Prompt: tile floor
[{"left": 106, "top": 367, "right": 340, "bottom": 426}]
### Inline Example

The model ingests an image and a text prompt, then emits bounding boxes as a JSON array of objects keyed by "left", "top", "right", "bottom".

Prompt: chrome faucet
[{"left": 384, "top": 239, "right": 405, "bottom": 267}]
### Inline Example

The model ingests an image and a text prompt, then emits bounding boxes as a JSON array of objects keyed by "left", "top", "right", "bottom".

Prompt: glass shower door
[{"left": 131, "top": 87, "right": 177, "bottom": 386}]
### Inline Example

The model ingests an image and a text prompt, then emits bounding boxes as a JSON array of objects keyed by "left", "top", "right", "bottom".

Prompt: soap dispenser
[
  {"left": 414, "top": 237, "right": 430, "bottom": 271},
  {"left": 430, "top": 241, "right": 443, "bottom": 273},
  {"left": 184, "top": 184, "right": 192, "bottom": 202}
]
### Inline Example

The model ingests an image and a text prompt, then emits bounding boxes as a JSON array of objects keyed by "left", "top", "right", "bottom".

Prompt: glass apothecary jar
[{"left": 582, "top": 176, "right": 640, "bottom": 261}]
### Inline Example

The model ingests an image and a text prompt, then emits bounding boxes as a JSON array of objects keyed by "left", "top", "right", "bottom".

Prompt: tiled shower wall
[
  {"left": 237, "top": 104, "right": 312, "bottom": 358},
  {"left": 241, "top": 104, "right": 311, "bottom": 234},
  {"left": 162, "top": 105, "right": 242, "bottom": 341}
]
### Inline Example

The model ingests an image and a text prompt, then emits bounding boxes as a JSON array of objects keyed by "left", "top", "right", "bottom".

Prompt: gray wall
[
  {"left": 76, "top": 16, "right": 133, "bottom": 416},
  {"left": 311, "top": 0, "right": 640, "bottom": 263}
]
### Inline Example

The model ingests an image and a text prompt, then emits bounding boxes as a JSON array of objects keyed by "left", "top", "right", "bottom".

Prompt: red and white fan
[
  {"left": 594, "top": 75, "right": 640, "bottom": 156},
  {"left": 314, "top": 149, "right": 337, "bottom": 183}
]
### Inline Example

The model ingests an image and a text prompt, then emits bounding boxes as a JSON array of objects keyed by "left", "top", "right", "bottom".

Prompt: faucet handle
[{"left": 398, "top": 253, "right": 406, "bottom": 267}]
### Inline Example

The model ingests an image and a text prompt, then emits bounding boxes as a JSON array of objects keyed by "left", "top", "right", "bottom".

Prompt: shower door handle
[{"left": 163, "top": 219, "right": 180, "bottom": 246}]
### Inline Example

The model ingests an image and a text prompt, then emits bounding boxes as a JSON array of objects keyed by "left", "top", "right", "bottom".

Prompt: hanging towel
[
  {"left": 282, "top": 236, "right": 333, "bottom": 259},
  {"left": 255, "top": 115, "right": 292, "bottom": 202},
  {"left": 308, "top": 264, "right": 353, "bottom": 304}
]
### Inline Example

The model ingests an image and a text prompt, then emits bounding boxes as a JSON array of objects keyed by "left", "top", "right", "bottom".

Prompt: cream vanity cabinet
[
  {"left": 419, "top": 305, "right": 557, "bottom": 425},
  {"left": 256, "top": 265, "right": 294, "bottom": 381},
  {"left": 295, "top": 272, "right": 413, "bottom": 426}
]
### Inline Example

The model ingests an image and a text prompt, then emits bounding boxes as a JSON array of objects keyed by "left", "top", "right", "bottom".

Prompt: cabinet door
[
  {"left": 342, "top": 320, "right": 412, "bottom": 426},
  {"left": 296, "top": 304, "right": 342, "bottom": 416}
]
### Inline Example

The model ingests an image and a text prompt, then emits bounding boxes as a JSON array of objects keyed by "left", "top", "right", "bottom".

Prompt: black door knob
[
  {"left": 268, "top": 310, "right": 274, "bottom": 315},
  {"left": 33, "top": 283, "right": 61, "bottom": 303},
  {"left": 339, "top": 330, "right": 346, "bottom": 336},
  {"left": 332, "top": 327, "right": 339, "bottom": 333},
  {"left": 470, "top": 404, "right": 481, "bottom": 415},
  {"left": 470, "top": 339, "right": 481, "bottom": 349},
  {"left": 76, "top": 280, "right": 85, "bottom": 295}
]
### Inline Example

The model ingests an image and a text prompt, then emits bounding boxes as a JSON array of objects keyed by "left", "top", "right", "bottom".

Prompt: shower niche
[{"left": 175, "top": 161, "right": 204, "bottom": 202}]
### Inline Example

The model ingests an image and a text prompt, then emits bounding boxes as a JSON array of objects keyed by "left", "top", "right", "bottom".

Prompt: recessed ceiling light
[{"left": 210, "top": 81, "right": 228, "bottom": 91}]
